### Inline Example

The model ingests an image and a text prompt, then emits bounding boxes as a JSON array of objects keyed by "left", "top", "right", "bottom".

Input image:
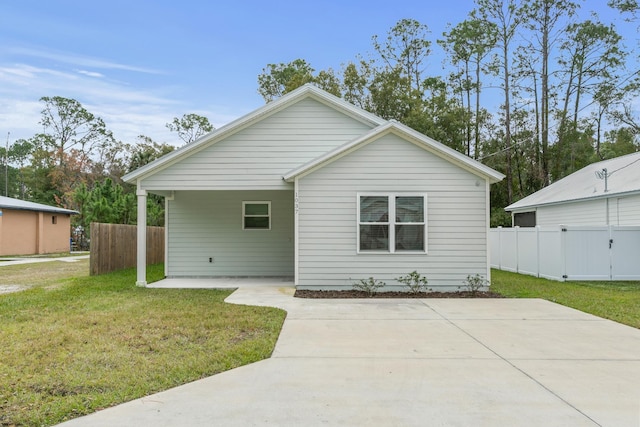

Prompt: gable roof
[
  {"left": 284, "top": 120, "right": 504, "bottom": 184},
  {"left": 506, "top": 151, "right": 640, "bottom": 211},
  {"left": 0, "top": 196, "right": 78, "bottom": 214},
  {"left": 122, "top": 84, "right": 385, "bottom": 184}
]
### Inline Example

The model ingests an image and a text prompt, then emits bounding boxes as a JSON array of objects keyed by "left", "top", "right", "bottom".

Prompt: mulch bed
[{"left": 294, "top": 290, "right": 504, "bottom": 299}]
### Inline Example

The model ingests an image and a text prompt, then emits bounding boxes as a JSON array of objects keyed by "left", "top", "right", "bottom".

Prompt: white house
[
  {"left": 123, "top": 85, "right": 504, "bottom": 290},
  {"left": 505, "top": 151, "right": 640, "bottom": 227}
]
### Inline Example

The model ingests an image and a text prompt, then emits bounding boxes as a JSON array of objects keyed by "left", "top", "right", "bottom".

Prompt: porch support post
[{"left": 136, "top": 188, "right": 148, "bottom": 286}]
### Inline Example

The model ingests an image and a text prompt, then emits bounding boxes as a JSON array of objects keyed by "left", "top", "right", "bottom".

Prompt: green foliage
[
  {"left": 490, "top": 207, "right": 512, "bottom": 227},
  {"left": 460, "top": 274, "right": 489, "bottom": 295},
  {"left": 166, "top": 113, "right": 214, "bottom": 144},
  {"left": 395, "top": 271, "right": 430, "bottom": 294},
  {"left": 352, "top": 277, "right": 385, "bottom": 297}
]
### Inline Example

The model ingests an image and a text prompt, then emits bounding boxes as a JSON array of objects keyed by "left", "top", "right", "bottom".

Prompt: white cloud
[
  {"left": 76, "top": 70, "right": 105, "bottom": 78},
  {"left": 0, "top": 63, "right": 241, "bottom": 148},
  {"left": 6, "top": 46, "right": 163, "bottom": 74}
]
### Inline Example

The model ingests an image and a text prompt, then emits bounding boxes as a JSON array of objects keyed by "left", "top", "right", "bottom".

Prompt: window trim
[
  {"left": 242, "top": 201, "right": 271, "bottom": 230},
  {"left": 356, "top": 193, "right": 427, "bottom": 254}
]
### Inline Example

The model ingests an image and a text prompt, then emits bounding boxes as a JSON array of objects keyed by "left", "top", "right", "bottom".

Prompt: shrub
[
  {"left": 353, "top": 277, "right": 385, "bottom": 297},
  {"left": 461, "top": 274, "right": 489, "bottom": 296},
  {"left": 395, "top": 271, "right": 430, "bottom": 294}
]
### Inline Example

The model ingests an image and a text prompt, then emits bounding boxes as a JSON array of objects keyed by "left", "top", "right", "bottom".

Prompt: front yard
[
  {"left": 491, "top": 269, "right": 640, "bottom": 328},
  {"left": 0, "top": 262, "right": 286, "bottom": 426}
]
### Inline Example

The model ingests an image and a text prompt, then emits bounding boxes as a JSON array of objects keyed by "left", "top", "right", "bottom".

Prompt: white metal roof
[
  {"left": 506, "top": 151, "right": 640, "bottom": 212},
  {"left": 0, "top": 196, "right": 78, "bottom": 214}
]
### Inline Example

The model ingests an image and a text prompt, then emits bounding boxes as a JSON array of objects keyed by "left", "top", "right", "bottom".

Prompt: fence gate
[
  {"left": 610, "top": 226, "right": 640, "bottom": 280},
  {"left": 562, "top": 226, "right": 610, "bottom": 280}
]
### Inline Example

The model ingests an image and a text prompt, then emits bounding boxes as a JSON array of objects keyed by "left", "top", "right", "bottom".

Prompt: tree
[
  {"left": 553, "top": 20, "right": 624, "bottom": 177},
  {"left": 127, "top": 135, "right": 175, "bottom": 172},
  {"left": 38, "top": 96, "right": 114, "bottom": 168},
  {"left": 257, "top": 59, "right": 342, "bottom": 102},
  {"left": 440, "top": 17, "right": 497, "bottom": 158},
  {"left": 257, "top": 59, "right": 315, "bottom": 102},
  {"left": 372, "top": 18, "right": 431, "bottom": 94},
  {"left": 476, "top": 0, "right": 525, "bottom": 204},
  {"left": 166, "top": 113, "right": 214, "bottom": 145},
  {"left": 522, "top": 0, "right": 579, "bottom": 185}
]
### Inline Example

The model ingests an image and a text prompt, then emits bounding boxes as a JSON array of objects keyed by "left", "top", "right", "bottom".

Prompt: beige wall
[{"left": 0, "top": 208, "right": 72, "bottom": 256}]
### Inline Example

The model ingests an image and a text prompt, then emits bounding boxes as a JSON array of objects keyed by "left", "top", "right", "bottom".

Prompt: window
[
  {"left": 242, "top": 201, "right": 271, "bottom": 230},
  {"left": 52, "top": 215, "right": 57, "bottom": 225},
  {"left": 358, "top": 194, "right": 426, "bottom": 253},
  {"left": 513, "top": 211, "right": 536, "bottom": 227}
]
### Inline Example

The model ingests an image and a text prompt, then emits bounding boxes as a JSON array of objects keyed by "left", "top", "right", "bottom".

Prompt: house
[
  {"left": 0, "top": 196, "right": 78, "bottom": 256},
  {"left": 505, "top": 151, "right": 640, "bottom": 227},
  {"left": 123, "top": 85, "right": 504, "bottom": 290}
]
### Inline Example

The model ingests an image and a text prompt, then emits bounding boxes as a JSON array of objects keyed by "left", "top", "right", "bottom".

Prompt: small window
[
  {"left": 52, "top": 216, "right": 57, "bottom": 225},
  {"left": 243, "top": 201, "right": 271, "bottom": 230},
  {"left": 513, "top": 211, "right": 536, "bottom": 227},
  {"left": 358, "top": 194, "right": 427, "bottom": 253}
]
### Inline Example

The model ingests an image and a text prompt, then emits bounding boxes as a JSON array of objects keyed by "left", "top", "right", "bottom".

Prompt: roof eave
[{"left": 506, "top": 188, "right": 640, "bottom": 212}]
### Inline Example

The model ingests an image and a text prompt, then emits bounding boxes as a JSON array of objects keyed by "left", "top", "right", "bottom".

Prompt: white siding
[
  {"left": 167, "top": 190, "right": 294, "bottom": 277},
  {"left": 535, "top": 194, "right": 640, "bottom": 226},
  {"left": 141, "top": 98, "right": 374, "bottom": 191},
  {"left": 615, "top": 194, "right": 640, "bottom": 225},
  {"left": 536, "top": 199, "right": 607, "bottom": 226},
  {"left": 296, "top": 133, "right": 489, "bottom": 290}
]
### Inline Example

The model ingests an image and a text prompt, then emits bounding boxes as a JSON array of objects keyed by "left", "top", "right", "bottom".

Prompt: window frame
[
  {"left": 356, "top": 193, "right": 427, "bottom": 254},
  {"left": 242, "top": 201, "right": 271, "bottom": 230}
]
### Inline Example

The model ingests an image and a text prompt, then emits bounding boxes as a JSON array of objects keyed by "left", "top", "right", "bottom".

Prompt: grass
[
  {"left": 0, "top": 263, "right": 286, "bottom": 426},
  {"left": 491, "top": 269, "right": 640, "bottom": 328}
]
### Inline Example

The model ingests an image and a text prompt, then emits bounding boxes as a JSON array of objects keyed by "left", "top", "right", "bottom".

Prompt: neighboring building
[
  {"left": 123, "top": 85, "right": 504, "bottom": 290},
  {"left": 0, "top": 196, "right": 78, "bottom": 256},
  {"left": 506, "top": 151, "right": 640, "bottom": 227}
]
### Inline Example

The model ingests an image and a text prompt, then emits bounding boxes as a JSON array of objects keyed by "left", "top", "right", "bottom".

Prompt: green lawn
[
  {"left": 0, "top": 264, "right": 286, "bottom": 426},
  {"left": 491, "top": 269, "right": 640, "bottom": 328}
]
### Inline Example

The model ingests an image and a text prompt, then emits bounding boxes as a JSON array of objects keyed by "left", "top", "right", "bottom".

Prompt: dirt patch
[
  {"left": 0, "top": 285, "right": 25, "bottom": 294},
  {"left": 294, "top": 290, "right": 504, "bottom": 299}
]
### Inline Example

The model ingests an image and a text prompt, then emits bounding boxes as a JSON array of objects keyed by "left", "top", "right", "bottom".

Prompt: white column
[{"left": 136, "top": 189, "right": 147, "bottom": 286}]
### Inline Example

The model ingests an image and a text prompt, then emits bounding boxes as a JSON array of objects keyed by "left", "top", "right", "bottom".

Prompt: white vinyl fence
[{"left": 490, "top": 225, "right": 640, "bottom": 281}]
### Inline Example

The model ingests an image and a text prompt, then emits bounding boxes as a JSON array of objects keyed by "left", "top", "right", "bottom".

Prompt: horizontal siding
[
  {"left": 537, "top": 199, "right": 607, "bottom": 226},
  {"left": 615, "top": 194, "right": 640, "bottom": 225},
  {"left": 297, "top": 133, "right": 489, "bottom": 291},
  {"left": 141, "top": 98, "right": 373, "bottom": 190},
  {"left": 167, "top": 190, "right": 294, "bottom": 277}
]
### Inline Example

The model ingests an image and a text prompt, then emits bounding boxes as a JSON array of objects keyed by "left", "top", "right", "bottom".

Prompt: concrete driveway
[{"left": 59, "top": 286, "right": 640, "bottom": 427}]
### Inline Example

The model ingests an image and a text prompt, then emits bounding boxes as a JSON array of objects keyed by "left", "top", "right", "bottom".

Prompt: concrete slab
[
  {"left": 57, "top": 288, "right": 640, "bottom": 427},
  {"left": 58, "top": 359, "right": 598, "bottom": 427},
  {"left": 273, "top": 319, "right": 498, "bottom": 359},
  {"left": 452, "top": 318, "right": 640, "bottom": 360},
  {"left": 425, "top": 298, "right": 601, "bottom": 321},
  {"left": 0, "top": 254, "right": 89, "bottom": 267},
  {"left": 148, "top": 277, "right": 294, "bottom": 289},
  {"left": 511, "top": 360, "right": 640, "bottom": 427}
]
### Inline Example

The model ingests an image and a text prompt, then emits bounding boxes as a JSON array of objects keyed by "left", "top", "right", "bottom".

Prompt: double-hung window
[
  {"left": 243, "top": 201, "right": 271, "bottom": 230},
  {"left": 358, "top": 194, "right": 426, "bottom": 253}
]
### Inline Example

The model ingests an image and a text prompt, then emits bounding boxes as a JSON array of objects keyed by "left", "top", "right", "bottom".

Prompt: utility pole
[{"left": 4, "top": 132, "right": 9, "bottom": 197}]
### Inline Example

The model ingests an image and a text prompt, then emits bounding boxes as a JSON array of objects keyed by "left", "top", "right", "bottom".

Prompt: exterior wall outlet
[{"left": 209, "top": 257, "right": 214, "bottom": 263}]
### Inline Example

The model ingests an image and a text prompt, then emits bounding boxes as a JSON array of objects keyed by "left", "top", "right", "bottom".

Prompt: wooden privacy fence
[
  {"left": 90, "top": 222, "right": 164, "bottom": 275},
  {"left": 490, "top": 225, "right": 640, "bottom": 281}
]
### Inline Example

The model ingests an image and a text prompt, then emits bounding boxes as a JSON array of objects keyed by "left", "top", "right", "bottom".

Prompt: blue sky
[{"left": 0, "top": 0, "right": 633, "bottom": 147}]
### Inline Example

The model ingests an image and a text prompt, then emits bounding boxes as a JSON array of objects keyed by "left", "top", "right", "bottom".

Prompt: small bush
[
  {"left": 461, "top": 274, "right": 489, "bottom": 296},
  {"left": 353, "top": 277, "right": 385, "bottom": 297},
  {"left": 395, "top": 271, "right": 430, "bottom": 294}
]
